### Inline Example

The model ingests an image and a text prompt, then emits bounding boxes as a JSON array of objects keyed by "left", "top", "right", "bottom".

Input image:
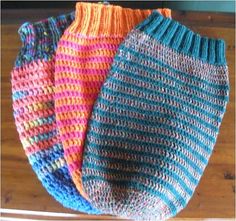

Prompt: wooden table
[{"left": 1, "top": 8, "right": 235, "bottom": 221}]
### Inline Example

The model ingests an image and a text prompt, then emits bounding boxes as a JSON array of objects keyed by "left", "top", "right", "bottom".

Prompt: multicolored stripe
[
  {"left": 82, "top": 11, "right": 229, "bottom": 220},
  {"left": 11, "top": 13, "right": 100, "bottom": 213}
]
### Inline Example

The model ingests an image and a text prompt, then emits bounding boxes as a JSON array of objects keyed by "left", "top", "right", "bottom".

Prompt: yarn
[
  {"left": 54, "top": 2, "right": 171, "bottom": 198},
  {"left": 11, "top": 13, "right": 100, "bottom": 213},
  {"left": 82, "top": 11, "right": 229, "bottom": 220}
]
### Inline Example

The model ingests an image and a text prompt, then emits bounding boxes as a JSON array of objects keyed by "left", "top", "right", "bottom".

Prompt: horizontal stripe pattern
[
  {"left": 56, "top": 53, "right": 114, "bottom": 63},
  {"left": 84, "top": 162, "right": 188, "bottom": 206},
  {"left": 118, "top": 44, "right": 229, "bottom": 91},
  {"left": 12, "top": 46, "right": 99, "bottom": 212},
  {"left": 101, "top": 88, "right": 219, "bottom": 131},
  {"left": 85, "top": 145, "right": 197, "bottom": 188},
  {"left": 54, "top": 9, "right": 171, "bottom": 200},
  {"left": 54, "top": 31, "right": 124, "bottom": 192},
  {"left": 127, "top": 30, "right": 228, "bottom": 79},
  {"left": 106, "top": 75, "right": 222, "bottom": 122},
  {"left": 91, "top": 112, "right": 212, "bottom": 158},
  {"left": 112, "top": 60, "right": 227, "bottom": 106},
  {"left": 87, "top": 134, "right": 200, "bottom": 181},
  {"left": 82, "top": 28, "right": 229, "bottom": 219}
]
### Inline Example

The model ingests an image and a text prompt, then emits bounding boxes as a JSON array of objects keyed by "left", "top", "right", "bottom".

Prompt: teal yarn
[
  {"left": 82, "top": 11, "right": 229, "bottom": 220},
  {"left": 135, "top": 11, "right": 226, "bottom": 65}
]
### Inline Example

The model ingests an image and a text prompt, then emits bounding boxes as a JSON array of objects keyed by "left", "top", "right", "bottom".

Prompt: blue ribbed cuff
[
  {"left": 15, "top": 12, "right": 75, "bottom": 67},
  {"left": 136, "top": 11, "right": 226, "bottom": 65}
]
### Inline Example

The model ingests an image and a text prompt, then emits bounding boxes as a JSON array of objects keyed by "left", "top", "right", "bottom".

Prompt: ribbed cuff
[
  {"left": 15, "top": 12, "right": 75, "bottom": 67},
  {"left": 68, "top": 2, "right": 171, "bottom": 36},
  {"left": 136, "top": 11, "right": 226, "bottom": 65}
]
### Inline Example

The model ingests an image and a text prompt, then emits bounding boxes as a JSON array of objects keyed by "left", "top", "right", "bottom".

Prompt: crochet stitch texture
[
  {"left": 82, "top": 11, "right": 230, "bottom": 220},
  {"left": 54, "top": 2, "right": 171, "bottom": 198},
  {"left": 11, "top": 13, "right": 100, "bottom": 213}
]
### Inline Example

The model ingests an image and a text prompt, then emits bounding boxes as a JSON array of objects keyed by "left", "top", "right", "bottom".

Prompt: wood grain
[{"left": 1, "top": 9, "right": 235, "bottom": 220}]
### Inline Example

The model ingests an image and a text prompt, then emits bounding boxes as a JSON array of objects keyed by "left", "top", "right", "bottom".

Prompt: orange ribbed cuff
[{"left": 68, "top": 2, "right": 171, "bottom": 36}]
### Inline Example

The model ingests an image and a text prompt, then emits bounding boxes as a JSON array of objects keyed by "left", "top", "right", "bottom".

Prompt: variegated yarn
[{"left": 11, "top": 13, "right": 100, "bottom": 213}]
